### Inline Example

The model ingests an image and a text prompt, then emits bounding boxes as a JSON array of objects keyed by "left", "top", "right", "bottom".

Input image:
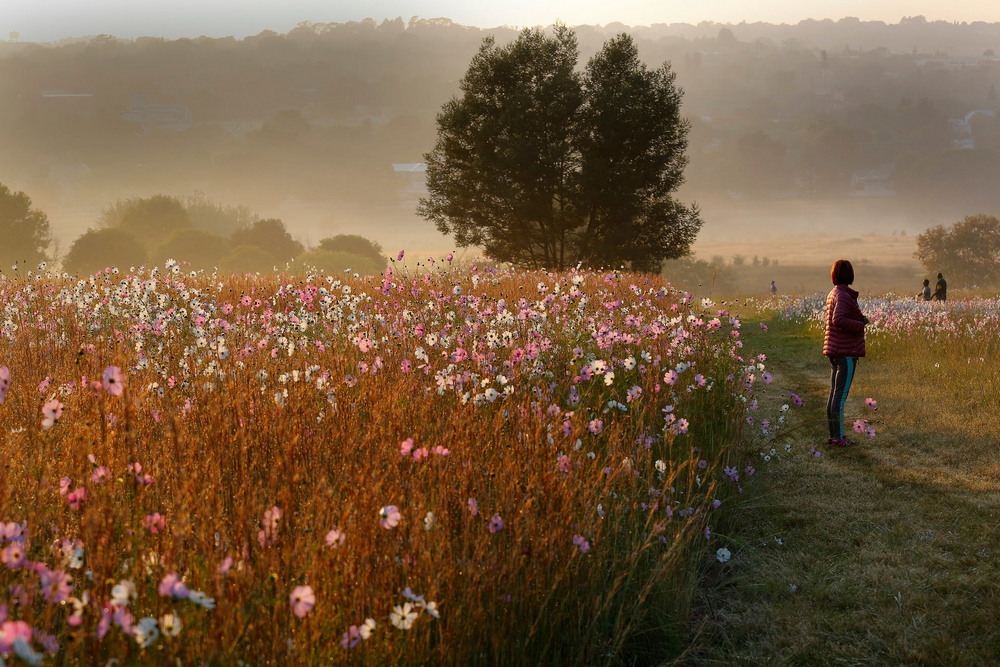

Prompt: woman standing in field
[{"left": 824, "top": 259, "right": 869, "bottom": 448}]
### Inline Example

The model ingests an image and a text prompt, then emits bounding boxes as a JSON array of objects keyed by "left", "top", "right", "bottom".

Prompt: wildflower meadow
[{"left": 0, "top": 258, "right": 787, "bottom": 664}]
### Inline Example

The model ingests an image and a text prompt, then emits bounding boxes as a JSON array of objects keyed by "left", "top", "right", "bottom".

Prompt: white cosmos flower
[
  {"left": 390, "top": 602, "right": 418, "bottom": 630},
  {"left": 160, "top": 611, "right": 183, "bottom": 637}
]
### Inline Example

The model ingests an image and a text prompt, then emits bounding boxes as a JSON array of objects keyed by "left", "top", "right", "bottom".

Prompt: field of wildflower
[{"left": 0, "top": 256, "right": 778, "bottom": 664}]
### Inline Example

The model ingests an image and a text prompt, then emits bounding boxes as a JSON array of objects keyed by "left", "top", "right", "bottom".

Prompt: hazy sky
[{"left": 5, "top": 1, "right": 998, "bottom": 43}]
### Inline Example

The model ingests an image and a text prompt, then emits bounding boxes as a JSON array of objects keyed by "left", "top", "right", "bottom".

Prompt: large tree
[
  {"left": 0, "top": 183, "right": 51, "bottom": 269},
  {"left": 914, "top": 214, "right": 1000, "bottom": 287},
  {"left": 418, "top": 27, "right": 701, "bottom": 271}
]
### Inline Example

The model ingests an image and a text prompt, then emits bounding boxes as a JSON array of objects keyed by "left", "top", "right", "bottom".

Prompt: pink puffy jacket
[{"left": 823, "top": 284, "right": 866, "bottom": 358}]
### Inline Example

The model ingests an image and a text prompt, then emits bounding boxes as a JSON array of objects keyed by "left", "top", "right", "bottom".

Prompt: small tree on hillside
[
  {"left": 63, "top": 228, "right": 147, "bottom": 276},
  {"left": 230, "top": 218, "right": 303, "bottom": 265},
  {"left": 317, "top": 234, "right": 385, "bottom": 266},
  {"left": 102, "top": 195, "right": 192, "bottom": 251},
  {"left": 0, "top": 183, "right": 51, "bottom": 269},
  {"left": 914, "top": 214, "right": 1000, "bottom": 286}
]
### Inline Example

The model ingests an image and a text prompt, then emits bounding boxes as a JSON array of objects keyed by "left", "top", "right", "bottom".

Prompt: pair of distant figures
[{"left": 917, "top": 273, "right": 947, "bottom": 301}]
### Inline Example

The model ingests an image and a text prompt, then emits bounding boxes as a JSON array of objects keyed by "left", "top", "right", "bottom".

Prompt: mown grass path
[{"left": 688, "top": 315, "right": 1000, "bottom": 665}]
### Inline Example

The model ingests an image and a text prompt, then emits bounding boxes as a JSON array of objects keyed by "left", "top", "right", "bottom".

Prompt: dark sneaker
[{"left": 828, "top": 437, "right": 858, "bottom": 448}]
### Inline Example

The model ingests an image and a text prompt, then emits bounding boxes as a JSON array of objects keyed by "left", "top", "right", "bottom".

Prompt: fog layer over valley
[{"left": 3, "top": 16, "right": 1000, "bottom": 285}]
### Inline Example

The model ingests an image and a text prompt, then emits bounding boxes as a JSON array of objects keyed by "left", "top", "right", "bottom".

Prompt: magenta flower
[
  {"left": 789, "top": 393, "right": 803, "bottom": 407},
  {"left": 0, "top": 365, "right": 9, "bottom": 403},
  {"left": 66, "top": 486, "right": 87, "bottom": 511},
  {"left": 379, "top": 505, "right": 401, "bottom": 529},
  {"left": 290, "top": 585, "right": 315, "bottom": 618},
  {"left": 102, "top": 366, "right": 124, "bottom": 396},
  {"left": 572, "top": 534, "right": 591, "bottom": 553},
  {"left": 396, "top": 250, "right": 405, "bottom": 261},
  {"left": 488, "top": 514, "right": 504, "bottom": 533}
]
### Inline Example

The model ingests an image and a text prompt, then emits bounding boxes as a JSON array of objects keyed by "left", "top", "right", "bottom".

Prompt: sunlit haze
[{"left": 5, "top": 0, "right": 1000, "bottom": 42}]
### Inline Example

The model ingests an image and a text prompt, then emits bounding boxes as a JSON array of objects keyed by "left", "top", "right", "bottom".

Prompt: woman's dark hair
[
  {"left": 830, "top": 259, "right": 854, "bottom": 285},
  {"left": 923, "top": 279, "right": 930, "bottom": 286}
]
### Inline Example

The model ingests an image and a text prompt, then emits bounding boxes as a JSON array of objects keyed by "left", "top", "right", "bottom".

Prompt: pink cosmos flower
[
  {"left": 864, "top": 397, "right": 878, "bottom": 409},
  {"left": 290, "top": 585, "right": 315, "bottom": 618},
  {"left": 91, "top": 466, "right": 111, "bottom": 484},
  {"left": 396, "top": 250, "right": 405, "bottom": 261},
  {"left": 2, "top": 542, "right": 25, "bottom": 569},
  {"left": 41, "top": 399, "right": 64, "bottom": 430},
  {"left": 0, "top": 620, "right": 32, "bottom": 653},
  {"left": 587, "top": 418, "right": 604, "bottom": 435},
  {"left": 102, "top": 366, "right": 124, "bottom": 396},
  {"left": 0, "top": 365, "right": 9, "bottom": 403},
  {"left": 158, "top": 573, "right": 189, "bottom": 599},
  {"left": 467, "top": 497, "right": 478, "bottom": 516},
  {"left": 572, "top": 534, "right": 591, "bottom": 553},
  {"left": 40, "top": 569, "right": 73, "bottom": 603},
  {"left": 143, "top": 513, "right": 167, "bottom": 534},
  {"left": 412, "top": 447, "right": 429, "bottom": 462},
  {"left": 379, "top": 505, "right": 401, "bottom": 530},
  {"left": 258, "top": 506, "right": 282, "bottom": 547},
  {"left": 325, "top": 528, "right": 345, "bottom": 548},
  {"left": 399, "top": 438, "right": 414, "bottom": 456},
  {"left": 66, "top": 487, "right": 87, "bottom": 511},
  {"left": 789, "top": 393, "right": 803, "bottom": 407},
  {"left": 488, "top": 514, "right": 504, "bottom": 533},
  {"left": 432, "top": 445, "right": 450, "bottom": 456},
  {"left": 217, "top": 556, "right": 233, "bottom": 575}
]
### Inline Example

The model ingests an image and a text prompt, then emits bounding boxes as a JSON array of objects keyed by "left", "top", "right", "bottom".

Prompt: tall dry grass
[{"left": 0, "top": 262, "right": 765, "bottom": 664}]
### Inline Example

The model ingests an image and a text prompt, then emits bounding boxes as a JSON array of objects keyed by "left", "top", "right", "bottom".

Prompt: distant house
[
  {"left": 121, "top": 96, "right": 192, "bottom": 132},
  {"left": 392, "top": 163, "right": 428, "bottom": 199},
  {"left": 850, "top": 164, "right": 895, "bottom": 197},
  {"left": 948, "top": 110, "right": 997, "bottom": 149}
]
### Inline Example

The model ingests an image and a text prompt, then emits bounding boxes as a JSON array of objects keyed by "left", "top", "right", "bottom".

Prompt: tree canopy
[
  {"left": 62, "top": 228, "right": 147, "bottom": 276},
  {"left": 229, "top": 218, "right": 304, "bottom": 265},
  {"left": 418, "top": 27, "right": 701, "bottom": 271},
  {"left": 914, "top": 214, "right": 1000, "bottom": 287},
  {"left": 0, "top": 183, "right": 51, "bottom": 269}
]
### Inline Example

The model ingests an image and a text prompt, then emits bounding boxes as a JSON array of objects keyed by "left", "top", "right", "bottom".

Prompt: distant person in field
[
  {"left": 932, "top": 272, "right": 947, "bottom": 301},
  {"left": 823, "top": 259, "right": 869, "bottom": 448},
  {"left": 769, "top": 280, "right": 777, "bottom": 296},
  {"left": 918, "top": 278, "right": 931, "bottom": 301}
]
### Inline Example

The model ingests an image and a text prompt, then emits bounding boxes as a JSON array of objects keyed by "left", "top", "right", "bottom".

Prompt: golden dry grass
[{"left": 0, "top": 265, "right": 758, "bottom": 664}]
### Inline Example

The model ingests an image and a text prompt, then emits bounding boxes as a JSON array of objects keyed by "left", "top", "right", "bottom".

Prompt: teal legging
[{"left": 826, "top": 356, "right": 857, "bottom": 439}]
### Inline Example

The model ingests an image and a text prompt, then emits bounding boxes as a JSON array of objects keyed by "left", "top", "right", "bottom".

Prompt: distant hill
[{"left": 1, "top": 16, "right": 998, "bottom": 241}]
